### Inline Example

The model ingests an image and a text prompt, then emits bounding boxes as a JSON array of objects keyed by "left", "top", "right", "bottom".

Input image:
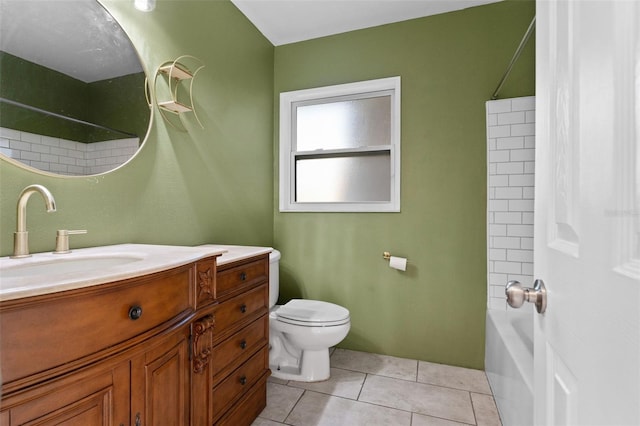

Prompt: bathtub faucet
[{"left": 12, "top": 184, "right": 57, "bottom": 258}]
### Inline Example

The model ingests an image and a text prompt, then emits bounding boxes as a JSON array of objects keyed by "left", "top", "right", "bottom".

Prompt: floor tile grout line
[
  {"left": 355, "top": 373, "right": 367, "bottom": 401},
  {"left": 282, "top": 388, "right": 307, "bottom": 425},
  {"left": 469, "top": 390, "right": 479, "bottom": 426}
]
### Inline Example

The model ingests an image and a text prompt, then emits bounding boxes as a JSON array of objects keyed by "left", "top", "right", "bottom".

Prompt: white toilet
[{"left": 268, "top": 250, "right": 351, "bottom": 382}]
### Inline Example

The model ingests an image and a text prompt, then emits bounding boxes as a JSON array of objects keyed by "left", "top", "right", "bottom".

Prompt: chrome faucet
[{"left": 12, "top": 184, "right": 57, "bottom": 258}]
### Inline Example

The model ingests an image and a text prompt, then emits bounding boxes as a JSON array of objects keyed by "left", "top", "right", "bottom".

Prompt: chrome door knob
[{"left": 505, "top": 279, "right": 547, "bottom": 314}]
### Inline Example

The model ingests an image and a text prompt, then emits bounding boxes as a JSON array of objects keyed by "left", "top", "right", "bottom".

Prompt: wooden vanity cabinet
[
  {"left": 0, "top": 262, "right": 197, "bottom": 426},
  {"left": 191, "top": 253, "right": 271, "bottom": 426},
  {"left": 0, "top": 252, "right": 270, "bottom": 426}
]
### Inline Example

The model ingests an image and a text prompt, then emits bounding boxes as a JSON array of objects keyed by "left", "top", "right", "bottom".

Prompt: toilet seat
[{"left": 275, "top": 299, "right": 350, "bottom": 327}]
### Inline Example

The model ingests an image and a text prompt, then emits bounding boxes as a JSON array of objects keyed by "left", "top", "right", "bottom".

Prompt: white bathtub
[{"left": 485, "top": 308, "right": 534, "bottom": 426}]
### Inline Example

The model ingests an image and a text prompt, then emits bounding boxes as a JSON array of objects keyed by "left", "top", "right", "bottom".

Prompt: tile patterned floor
[{"left": 252, "top": 348, "right": 502, "bottom": 426}]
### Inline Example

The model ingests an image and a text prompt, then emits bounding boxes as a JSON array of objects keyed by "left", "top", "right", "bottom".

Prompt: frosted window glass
[
  {"left": 296, "top": 96, "right": 391, "bottom": 151},
  {"left": 295, "top": 153, "right": 391, "bottom": 203}
]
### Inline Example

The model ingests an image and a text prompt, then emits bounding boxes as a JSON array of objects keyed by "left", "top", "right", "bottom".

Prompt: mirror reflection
[{"left": 0, "top": 0, "right": 150, "bottom": 176}]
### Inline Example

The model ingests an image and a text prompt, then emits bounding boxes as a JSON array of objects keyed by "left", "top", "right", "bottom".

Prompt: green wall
[
  {"left": 273, "top": 0, "right": 535, "bottom": 369},
  {"left": 0, "top": 0, "right": 274, "bottom": 254}
]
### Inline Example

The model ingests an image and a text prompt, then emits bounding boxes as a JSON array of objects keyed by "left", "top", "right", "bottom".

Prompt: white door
[{"left": 534, "top": 0, "right": 640, "bottom": 425}]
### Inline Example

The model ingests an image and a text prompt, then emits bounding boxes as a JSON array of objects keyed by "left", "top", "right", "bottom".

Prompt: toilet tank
[{"left": 269, "top": 249, "right": 281, "bottom": 308}]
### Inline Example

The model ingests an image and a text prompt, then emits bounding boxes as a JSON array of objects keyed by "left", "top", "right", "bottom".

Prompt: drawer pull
[
  {"left": 240, "top": 339, "right": 247, "bottom": 349},
  {"left": 239, "top": 375, "right": 247, "bottom": 385},
  {"left": 240, "top": 304, "right": 247, "bottom": 313},
  {"left": 240, "top": 272, "right": 247, "bottom": 281},
  {"left": 128, "top": 305, "right": 143, "bottom": 321}
]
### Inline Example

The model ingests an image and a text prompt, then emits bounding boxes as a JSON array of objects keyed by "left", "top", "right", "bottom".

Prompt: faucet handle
[{"left": 54, "top": 229, "right": 87, "bottom": 254}]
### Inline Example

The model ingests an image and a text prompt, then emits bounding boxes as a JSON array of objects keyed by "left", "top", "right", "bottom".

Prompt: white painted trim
[{"left": 279, "top": 76, "right": 401, "bottom": 212}]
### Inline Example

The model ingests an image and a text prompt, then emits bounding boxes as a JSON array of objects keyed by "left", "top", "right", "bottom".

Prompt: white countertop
[
  {"left": 0, "top": 244, "right": 227, "bottom": 302},
  {"left": 197, "top": 244, "right": 273, "bottom": 266}
]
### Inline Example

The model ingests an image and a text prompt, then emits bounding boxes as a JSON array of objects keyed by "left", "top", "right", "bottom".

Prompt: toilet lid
[{"left": 275, "top": 299, "right": 350, "bottom": 326}]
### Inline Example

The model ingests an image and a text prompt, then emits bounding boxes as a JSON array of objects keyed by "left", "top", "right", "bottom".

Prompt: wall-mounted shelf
[{"left": 153, "top": 55, "right": 204, "bottom": 131}]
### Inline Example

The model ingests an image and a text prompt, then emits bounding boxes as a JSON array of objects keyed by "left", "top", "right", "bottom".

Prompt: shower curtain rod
[{"left": 491, "top": 16, "right": 536, "bottom": 100}]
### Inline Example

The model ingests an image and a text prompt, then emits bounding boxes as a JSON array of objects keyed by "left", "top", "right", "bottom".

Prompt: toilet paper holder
[{"left": 382, "top": 252, "right": 408, "bottom": 271}]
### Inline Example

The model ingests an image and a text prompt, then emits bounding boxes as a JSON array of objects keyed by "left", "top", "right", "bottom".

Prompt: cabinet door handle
[
  {"left": 240, "top": 339, "right": 247, "bottom": 349},
  {"left": 128, "top": 305, "right": 143, "bottom": 320},
  {"left": 240, "top": 304, "right": 247, "bottom": 313},
  {"left": 239, "top": 375, "right": 247, "bottom": 385},
  {"left": 135, "top": 412, "right": 141, "bottom": 426},
  {"left": 240, "top": 272, "right": 247, "bottom": 281}
]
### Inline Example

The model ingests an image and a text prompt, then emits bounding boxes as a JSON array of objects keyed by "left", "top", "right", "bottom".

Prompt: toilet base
[{"left": 270, "top": 348, "right": 331, "bottom": 382}]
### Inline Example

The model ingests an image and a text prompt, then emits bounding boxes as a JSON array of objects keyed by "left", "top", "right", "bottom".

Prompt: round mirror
[{"left": 0, "top": 0, "right": 151, "bottom": 176}]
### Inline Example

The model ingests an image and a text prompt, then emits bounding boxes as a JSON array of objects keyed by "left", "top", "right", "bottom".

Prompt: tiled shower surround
[
  {"left": 486, "top": 96, "right": 535, "bottom": 310},
  {"left": 0, "top": 127, "right": 139, "bottom": 176}
]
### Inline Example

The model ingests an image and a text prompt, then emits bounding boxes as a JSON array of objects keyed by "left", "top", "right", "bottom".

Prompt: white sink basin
[
  {"left": 1, "top": 255, "right": 144, "bottom": 278},
  {"left": 0, "top": 244, "right": 226, "bottom": 301}
]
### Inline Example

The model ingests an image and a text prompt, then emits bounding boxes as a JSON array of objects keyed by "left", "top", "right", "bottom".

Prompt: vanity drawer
[
  {"left": 216, "top": 257, "right": 268, "bottom": 298},
  {"left": 216, "top": 379, "right": 267, "bottom": 426},
  {"left": 212, "top": 346, "right": 269, "bottom": 422},
  {"left": 214, "top": 284, "right": 268, "bottom": 338},
  {"left": 1, "top": 265, "right": 194, "bottom": 385},
  {"left": 211, "top": 315, "right": 268, "bottom": 383}
]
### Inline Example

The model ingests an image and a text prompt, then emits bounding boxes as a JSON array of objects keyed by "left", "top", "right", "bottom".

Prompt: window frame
[{"left": 279, "top": 76, "right": 401, "bottom": 212}]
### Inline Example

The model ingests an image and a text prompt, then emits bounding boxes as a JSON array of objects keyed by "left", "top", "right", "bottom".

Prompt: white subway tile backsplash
[
  {"left": 495, "top": 187, "right": 522, "bottom": 199},
  {"left": 489, "top": 175, "right": 509, "bottom": 187},
  {"left": 496, "top": 136, "right": 524, "bottom": 150},
  {"left": 487, "top": 99, "right": 512, "bottom": 113},
  {"left": 494, "top": 212, "right": 522, "bottom": 224},
  {"left": 20, "top": 132, "right": 42, "bottom": 144},
  {"left": 494, "top": 261, "right": 521, "bottom": 274},
  {"left": 520, "top": 238, "right": 534, "bottom": 250},
  {"left": 489, "top": 149, "right": 510, "bottom": 162},
  {"left": 510, "top": 149, "right": 535, "bottom": 162},
  {"left": 489, "top": 200, "right": 509, "bottom": 211},
  {"left": 489, "top": 224, "right": 507, "bottom": 237},
  {"left": 525, "top": 110, "right": 535, "bottom": 123},
  {"left": 524, "top": 136, "right": 535, "bottom": 148},
  {"left": 493, "top": 237, "right": 522, "bottom": 249},
  {"left": 509, "top": 174, "right": 535, "bottom": 187},
  {"left": 496, "top": 162, "right": 524, "bottom": 175},
  {"left": 522, "top": 187, "right": 535, "bottom": 199},
  {"left": 1, "top": 127, "right": 138, "bottom": 176},
  {"left": 497, "top": 111, "right": 525, "bottom": 125},
  {"left": 489, "top": 273, "right": 508, "bottom": 286},
  {"left": 487, "top": 97, "right": 535, "bottom": 310},
  {"left": 510, "top": 96, "right": 535, "bottom": 111},
  {"left": 522, "top": 263, "right": 534, "bottom": 275},
  {"left": 507, "top": 249, "right": 534, "bottom": 263},
  {"left": 488, "top": 125, "right": 511, "bottom": 138},
  {"left": 510, "top": 123, "right": 536, "bottom": 137},
  {"left": 522, "top": 212, "right": 534, "bottom": 225},
  {"left": 489, "top": 249, "right": 506, "bottom": 261},
  {"left": 0, "top": 127, "right": 21, "bottom": 139},
  {"left": 10, "top": 140, "right": 31, "bottom": 151},
  {"left": 509, "top": 199, "right": 534, "bottom": 211},
  {"left": 507, "top": 224, "right": 534, "bottom": 238}
]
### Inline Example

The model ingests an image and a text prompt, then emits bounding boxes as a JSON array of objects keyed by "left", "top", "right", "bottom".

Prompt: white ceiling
[
  {"left": 0, "top": 0, "right": 142, "bottom": 83},
  {"left": 0, "top": 0, "right": 502, "bottom": 82},
  {"left": 230, "top": 0, "right": 502, "bottom": 46}
]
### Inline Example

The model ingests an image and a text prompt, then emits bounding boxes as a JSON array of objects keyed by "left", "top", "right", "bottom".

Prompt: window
[{"left": 279, "top": 77, "right": 401, "bottom": 212}]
